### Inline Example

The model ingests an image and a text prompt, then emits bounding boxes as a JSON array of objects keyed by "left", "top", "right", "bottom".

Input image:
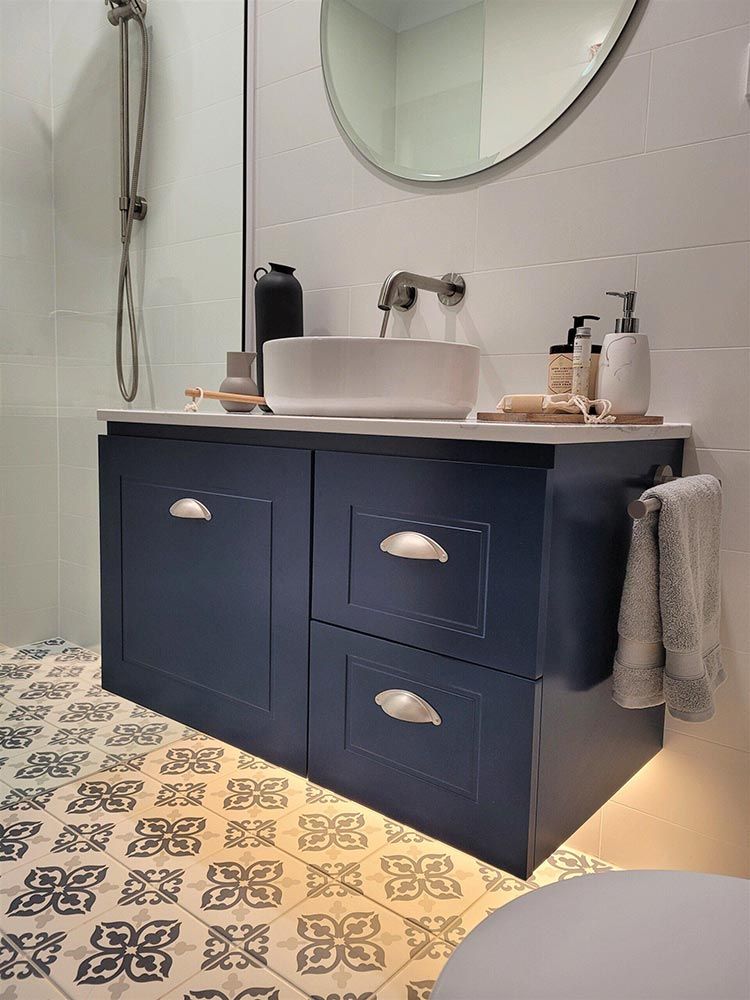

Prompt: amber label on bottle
[{"left": 548, "top": 354, "right": 573, "bottom": 393}]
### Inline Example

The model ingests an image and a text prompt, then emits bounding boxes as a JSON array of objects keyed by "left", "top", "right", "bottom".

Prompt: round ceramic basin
[{"left": 263, "top": 337, "right": 479, "bottom": 419}]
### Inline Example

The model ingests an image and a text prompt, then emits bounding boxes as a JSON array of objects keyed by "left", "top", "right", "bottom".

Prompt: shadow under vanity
[{"left": 98, "top": 415, "right": 687, "bottom": 878}]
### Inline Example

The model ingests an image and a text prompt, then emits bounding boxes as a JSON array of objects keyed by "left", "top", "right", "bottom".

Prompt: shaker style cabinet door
[{"left": 99, "top": 434, "right": 311, "bottom": 774}]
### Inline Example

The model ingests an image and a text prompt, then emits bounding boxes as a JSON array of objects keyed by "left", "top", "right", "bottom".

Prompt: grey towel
[{"left": 612, "top": 475, "right": 724, "bottom": 722}]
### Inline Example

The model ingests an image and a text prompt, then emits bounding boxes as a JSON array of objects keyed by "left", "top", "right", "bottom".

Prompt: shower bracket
[{"left": 119, "top": 195, "right": 148, "bottom": 222}]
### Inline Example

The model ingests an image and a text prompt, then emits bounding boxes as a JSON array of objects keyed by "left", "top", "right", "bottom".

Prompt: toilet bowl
[{"left": 432, "top": 870, "right": 750, "bottom": 1000}]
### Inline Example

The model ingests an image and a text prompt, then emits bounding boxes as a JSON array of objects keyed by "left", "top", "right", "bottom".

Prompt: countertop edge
[{"left": 96, "top": 409, "right": 692, "bottom": 445}]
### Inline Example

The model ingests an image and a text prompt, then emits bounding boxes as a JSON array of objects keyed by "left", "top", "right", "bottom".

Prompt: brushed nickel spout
[{"left": 377, "top": 270, "right": 466, "bottom": 337}]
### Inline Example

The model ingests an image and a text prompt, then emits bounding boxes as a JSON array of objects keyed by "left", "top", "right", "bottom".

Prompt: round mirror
[{"left": 321, "top": 0, "right": 638, "bottom": 182}]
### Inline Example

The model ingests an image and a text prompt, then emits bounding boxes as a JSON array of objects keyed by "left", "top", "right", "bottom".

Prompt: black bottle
[{"left": 254, "top": 262, "right": 303, "bottom": 411}]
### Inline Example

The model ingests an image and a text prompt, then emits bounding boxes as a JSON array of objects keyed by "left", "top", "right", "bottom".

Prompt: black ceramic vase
[{"left": 254, "top": 262, "right": 303, "bottom": 411}]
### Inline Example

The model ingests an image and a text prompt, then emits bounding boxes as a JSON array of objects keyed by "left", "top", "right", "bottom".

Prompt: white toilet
[{"left": 433, "top": 871, "right": 750, "bottom": 1000}]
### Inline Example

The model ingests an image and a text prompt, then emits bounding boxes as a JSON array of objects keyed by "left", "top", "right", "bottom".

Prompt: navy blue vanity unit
[{"left": 99, "top": 417, "right": 686, "bottom": 878}]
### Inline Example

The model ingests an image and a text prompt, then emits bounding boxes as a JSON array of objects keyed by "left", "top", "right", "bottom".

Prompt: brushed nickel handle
[
  {"left": 169, "top": 498, "right": 212, "bottom": 521},
  {"left": 379, "top": 531, "right": 448, "bottom": 563},
  {"left": 375, "top": 689, "right": 442, "bottom": 726}
]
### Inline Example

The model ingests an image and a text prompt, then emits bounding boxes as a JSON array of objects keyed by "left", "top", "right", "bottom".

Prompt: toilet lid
[{"left": 432, "top": 870, "right": 750, "bottom": 1000}]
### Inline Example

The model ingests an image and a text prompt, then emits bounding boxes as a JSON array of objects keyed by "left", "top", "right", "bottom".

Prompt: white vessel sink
[{"left": 263, "top": 337, "right": 480, "bottom": 419}]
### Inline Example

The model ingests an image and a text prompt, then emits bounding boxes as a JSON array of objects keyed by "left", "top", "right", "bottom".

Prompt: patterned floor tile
[
  {"left": 0, "top": 800, "right": 69, "bottom": 874},
  {"left": 274, "top": 798, "right": 392, "bottom": 873},
  {"left": 0, "top": 932, "right": 70, "bottom": 998},
  {"left": 257, "top": 891, "right": 420, "bottom": 996},
  {"left": 104, "top": 805, "right": 229, "bottom": 871},
  {"left": 0, "top": 849, "right": 133, "bottom": 938},
  {"left": 202, "top": 762, "right": 309, "bottom": 825},
  {"left": 348, "top": 837, "right": 494, "bottom": 937},
  {"left": 529, "top": 846, "right": 617, "bottom": 887},
  {"left": 137, "top": 738, "right": 239, "bottom": 782},
  {"left": 42, "top": 899, "right": 220, "bottom": 999},
  {"left": 376, "top": 935, "right": 456, "bottom": 1000},
  {"left": 177, "top": 836, "right": 334, "bottom": 940},
  {"left": 43, "top": 764, "right": 172, "bottom": 826},
  {"left": 160, "top": 966, "right": 307, "bottom": 999},
  {"left": 0, "top": 745, "right": 109, "bottom": 796}
]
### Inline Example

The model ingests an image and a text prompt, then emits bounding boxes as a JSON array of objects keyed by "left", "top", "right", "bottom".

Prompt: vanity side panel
[{"left": 534, "top": 439, "right": 684, "bottom": 868}]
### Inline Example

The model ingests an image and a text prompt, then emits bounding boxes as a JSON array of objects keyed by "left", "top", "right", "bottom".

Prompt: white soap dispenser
[{"left": 596, "top": 290, "right": 650, "bottom": 415}]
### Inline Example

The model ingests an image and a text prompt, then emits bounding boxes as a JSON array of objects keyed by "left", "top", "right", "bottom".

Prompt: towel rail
[{"left": 627, "top": 466, "right": 721, "bottom": 520}]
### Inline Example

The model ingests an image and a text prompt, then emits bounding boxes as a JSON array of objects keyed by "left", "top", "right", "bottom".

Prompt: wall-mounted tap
[{"left": 377, "top": 270, "right": 466, "bottom": 337}]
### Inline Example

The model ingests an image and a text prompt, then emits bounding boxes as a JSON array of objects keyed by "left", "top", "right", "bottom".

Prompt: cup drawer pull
[
  {"left": 379, "top": 531, "right": 448, "bottom": 563},
  {"left": 375, "top": 689, "right": 442, "bottom": 726},
  {"left": 169, "top": 498, "right": 212, "bottom": 521}
]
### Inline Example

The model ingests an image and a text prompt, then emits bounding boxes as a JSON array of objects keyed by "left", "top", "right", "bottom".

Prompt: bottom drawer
[{"left": 308, "top": 622, "right": 541, "bottom": 877}]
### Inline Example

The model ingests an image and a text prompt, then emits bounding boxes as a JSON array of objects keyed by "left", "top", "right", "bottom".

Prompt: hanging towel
[{"left": 612, "top": 475, "right": 724, "bottom": 722}]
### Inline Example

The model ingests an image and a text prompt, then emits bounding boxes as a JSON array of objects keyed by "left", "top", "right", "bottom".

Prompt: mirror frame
[{"left": 320, "top": 0, "right": 640, "bottom": 183}]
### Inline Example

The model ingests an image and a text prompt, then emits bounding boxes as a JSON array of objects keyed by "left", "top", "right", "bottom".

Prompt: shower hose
[{"left": 115, "top": 5, "right": 149, "bottom": 402}]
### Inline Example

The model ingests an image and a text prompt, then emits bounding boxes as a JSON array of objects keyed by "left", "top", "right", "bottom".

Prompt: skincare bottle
[
  {"left": 596, "top": 291, "right": 651, "bottom": 415},
  {"left": 571, "top": 326, "right": 592, "bottom": 396},
  {"left": 548, "top": 315, "right": 600, "bottom": 396}
]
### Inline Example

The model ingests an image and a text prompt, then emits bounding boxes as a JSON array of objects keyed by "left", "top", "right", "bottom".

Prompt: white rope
[
  {"left": 569, "top": 395, "right": 617, "bottom": 424},
  {"left": 184, "top": 387, "right": 203, "bottom": 412}
]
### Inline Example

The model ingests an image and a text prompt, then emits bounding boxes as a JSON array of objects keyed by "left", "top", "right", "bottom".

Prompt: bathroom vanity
[{"left": 97, "top": 411, "right": 689, "bottom": 877}]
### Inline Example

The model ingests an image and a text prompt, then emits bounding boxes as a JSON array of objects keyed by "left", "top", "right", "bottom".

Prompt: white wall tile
[
  {"left": 476, "top": 136, "right": 750, "bottom": 270},
  {"left": 257, "top": 139, "right": 353, "bottom": 227},
  {"left": 721, "top": 550, "right": 750, "bottom": 654},
  {"left": 0, "top": 513, "right": 58, "bottom": 566},
  {"left": 629, "top": 0, "right": 750, "bottom": 55},
  {"left": 257, "top": 67, "right": 338, "bottom": 156},
  {"left": 304, "top": 286, "right": 350, "bottom": 336},
  {"left": 601, "top": 801, "right": 749, "bottom": 878},
  {"left": 637, "top": 243, "right": 750, "bottom": 350},
  {"left": 649, "top": 348, "right": 750, "bottom": 450},
  {"left": 150, "top": 28, "right": 244, "bottom": 120},
  {"left": 257, "top": 0, "right": 322, "bottom": 87},
  {"left": 504, "top": 53, "right": 651, "bottom": 180},
  {"left": 612, "top": 730, "right": 750, "bottom": 846},
  {"left": 0, "top": 607, "right": 60, "bottom": 649},
  {"left": 0, "top": 561, "right": 58, "bottom": 615},
  {"left": 0, "top": 416, "right": 58, "bottom": 467},
  {"left": 683, "top": 448, "right": 750, "bottom": 552},
  {"left": 667, "top": 649, "right": 750, "bottom": 753},
  {"left": 647, "top": 26, "right": 750, "bottom": 150}
]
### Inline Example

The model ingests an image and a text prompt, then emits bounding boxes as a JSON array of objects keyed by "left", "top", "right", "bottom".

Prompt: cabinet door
[
  {"left": 100, "top": 434, "right": 311, "bottom": 774},
  {"left": 308, "top": 622, "right": 541, "bottom": 877},
  {"left": 313, "top": 451, "right": 549, "bottom": 676}
]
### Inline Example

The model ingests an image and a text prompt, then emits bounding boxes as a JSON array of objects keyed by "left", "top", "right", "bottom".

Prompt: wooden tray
[{"left": 477, "top": 412, "right": 664, "bottom": 425}]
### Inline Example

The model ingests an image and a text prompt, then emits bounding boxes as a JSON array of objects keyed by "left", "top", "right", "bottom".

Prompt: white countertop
[{"left": 97, "top": 409, "right": 691, "bottom": 445}]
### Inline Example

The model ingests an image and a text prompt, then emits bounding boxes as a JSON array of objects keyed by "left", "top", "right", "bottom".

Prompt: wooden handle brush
[{"left": 185, "top": 387, "right": 266, "bottom": 406}]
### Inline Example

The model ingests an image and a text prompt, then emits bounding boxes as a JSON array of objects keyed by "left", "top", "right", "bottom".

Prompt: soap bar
[{"left": 496, "top": 394, "right": 546, "bottom": 413}]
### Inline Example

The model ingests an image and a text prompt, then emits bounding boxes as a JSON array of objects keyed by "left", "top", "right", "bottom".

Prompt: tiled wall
[
  {"left": 254, "top": 0, "right": 750, "bottom": 875},
  {"left": 0, "top": 0, "right": 59, "bottom": 646},
  {"left": 51, "top": 0, "right": 246, "bottom": 646}
]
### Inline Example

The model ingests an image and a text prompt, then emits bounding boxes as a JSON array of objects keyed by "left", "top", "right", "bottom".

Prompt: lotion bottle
[
  {"left": 548, "top": 315, "right": 600, "bottom": 396},
  {"left": 596, "top": 290, "right": 651, "bottom": 415}
]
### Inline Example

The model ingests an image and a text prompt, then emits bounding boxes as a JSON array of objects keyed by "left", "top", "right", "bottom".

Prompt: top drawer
[{"left": 312, "top": 451, "right": 548, "bottom": 677}]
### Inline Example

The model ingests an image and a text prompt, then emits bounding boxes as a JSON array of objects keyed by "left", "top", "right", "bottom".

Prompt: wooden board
[{"left": 477, "top": 412, "right": 664, "bottom": 424}]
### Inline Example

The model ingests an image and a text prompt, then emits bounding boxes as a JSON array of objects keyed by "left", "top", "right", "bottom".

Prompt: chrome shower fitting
[{"left": 106, "top": 0, "right": 149, "bottom": 402}]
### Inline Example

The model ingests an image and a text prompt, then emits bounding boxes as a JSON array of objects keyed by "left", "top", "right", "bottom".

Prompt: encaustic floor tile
[
  {"left": 159, "top": 965, "right": 307, "bottom": 999},
  {"left": 346, "top": 837, "right": 496, "bottom": 937},
  {"left": 0, "top": 932, "right": 70, "bottom": 999},
  {"left": 176, "top": 836, "right": 340, "bottom": 940},
  {"left": 202, "top": 760, "right": 310, "bottom": 824},
  {"left": 43, "top": 764, "right": 169, "bottom": 826},
  {"left": 103, "top": 804, "right": 229, "bottom": 871},
  {"left": 529, "top": 846, "right": 617, "bottom": 887},
  {"left": 274, "top": 797, "right": 392, "bottom": 873},
  {"left": 0, "top": 799, "right": 68, "bottom": 874},
  {"left": 254, "top": 889, "right": 421, "bottom": 996},
  {"left": 40, "top": 900, "right": 226, "bottom": 1000},
  {"left": 0, "top": 848, "right": 133, "bottom": 939}
]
